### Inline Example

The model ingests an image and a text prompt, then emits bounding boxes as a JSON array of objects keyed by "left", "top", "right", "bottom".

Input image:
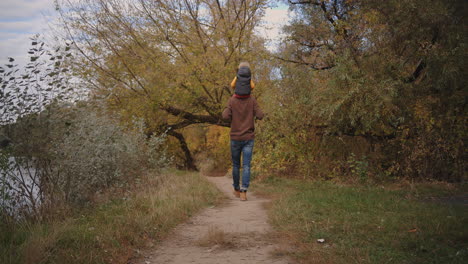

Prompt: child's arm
[
  {"left": 250, "top": 80, "right": 255, "bottom": 90},
  {"left": 230, "top": 76, "right": 237, "bottom": 89}
]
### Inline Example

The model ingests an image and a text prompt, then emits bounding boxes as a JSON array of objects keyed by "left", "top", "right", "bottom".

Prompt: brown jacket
[{"left": 222, "top": 95, "right": 264, "bottom": 141}]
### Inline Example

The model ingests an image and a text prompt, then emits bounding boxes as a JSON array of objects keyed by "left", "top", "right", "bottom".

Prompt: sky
[
  {"left": 0, "top": 0, "right": 57, "bottom": 66},
  {"left": 258, "top": 2, "right": 290, "bottom": 51},
  {"left": 0, "top": 0, "right": 290, "bottom": 67}
]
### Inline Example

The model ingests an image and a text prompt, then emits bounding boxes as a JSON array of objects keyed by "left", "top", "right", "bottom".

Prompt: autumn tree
[
  {"left": 56, "top": 0, "right": 272, "bottom": 169},
  {"left": 257, "top": 0, "right": 466, "bottom": 181}
]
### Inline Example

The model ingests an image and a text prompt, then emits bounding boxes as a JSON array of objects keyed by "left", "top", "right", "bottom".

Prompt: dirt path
[{"left": 134, "top": 175, "right": 292, "bottom": 264}]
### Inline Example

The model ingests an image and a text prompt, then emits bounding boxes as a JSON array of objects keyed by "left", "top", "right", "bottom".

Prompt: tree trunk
[{"left": 168, "top": 130, "right": 197, "bottom": 171}]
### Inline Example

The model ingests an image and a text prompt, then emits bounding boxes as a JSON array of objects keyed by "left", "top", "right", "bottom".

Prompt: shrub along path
[{"left": 133, "top": 175, "right": 291, "bottom": 264}]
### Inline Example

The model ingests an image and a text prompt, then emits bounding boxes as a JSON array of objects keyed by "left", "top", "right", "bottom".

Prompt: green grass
[
  {"left": 254, "top": 177, "right": 468, "bottom": 264},
  {"left": 0, "top": 170, "right": 223, "bottom": 264}
]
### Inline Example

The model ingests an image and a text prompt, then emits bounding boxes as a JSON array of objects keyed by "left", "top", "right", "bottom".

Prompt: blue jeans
[{"left": 231, "top": 139, "right": 254, "bottom": 191}]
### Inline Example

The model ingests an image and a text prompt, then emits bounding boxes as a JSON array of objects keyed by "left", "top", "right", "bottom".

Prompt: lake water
[{"left": 0, "top": 157, "right": 41, "bottom": 216}]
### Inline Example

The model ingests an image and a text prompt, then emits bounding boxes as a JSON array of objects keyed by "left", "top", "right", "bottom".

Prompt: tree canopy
[
  {"left": 21, "top": 0, "right": 463, "bottom": 180},
  {"left": 256, "top": 0, "right": 466, "bottom": 181},
  {"left": 56, "top": 0, "right": 273, "bottom": 169}
]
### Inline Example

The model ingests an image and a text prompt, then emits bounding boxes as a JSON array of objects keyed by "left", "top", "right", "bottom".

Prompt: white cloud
[
  {"left": 0, "top": 32, "right": 30, "bottom": 40},
  {"left": 0, "top": 34, "right": 33, "bottom": 66},
  {"left": 0, "top": 0, "right": 57, "bottom": 66},
  {"left": 0, "top": 1, "right": 292, "bottom": 65},
  {"left": 0, "top": 20, "right": 45, "bottom": 33},
  {"left": 262, "top": 8, "right": 289, "bottom": 40},
  {"left": 258, "top": 5, "right": 290, "bottom": 52},
  {"left": 0, "top": 0, "right": 54, "bottom": 20}
]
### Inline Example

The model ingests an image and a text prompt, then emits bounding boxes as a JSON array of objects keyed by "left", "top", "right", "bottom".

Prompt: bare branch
[
  {"left": 271, "top": 55, "right": 335, "bottom": 70},
  {"left": 161, "top": 105, "right": 229, "bottom": 127}
]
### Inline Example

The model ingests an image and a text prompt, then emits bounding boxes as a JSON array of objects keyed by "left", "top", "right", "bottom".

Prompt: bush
[
  {"left": 0, "top": 102, "right": 169, "bottom": 219},
  {"left": 50, "top": 106, "right": 169, "bottom": 204}
]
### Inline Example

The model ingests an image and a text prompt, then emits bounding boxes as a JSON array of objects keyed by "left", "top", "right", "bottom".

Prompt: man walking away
[{"left": 222, "top": 62, "right": 264, "bottom": 201}]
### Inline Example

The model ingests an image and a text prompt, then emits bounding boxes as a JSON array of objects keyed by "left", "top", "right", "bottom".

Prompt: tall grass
[
  {"left": 0, "top": 171, "right": 223, "bottom": 264},
  {"left": 255, "top": 177, "right": 468, "bottom": 264}
]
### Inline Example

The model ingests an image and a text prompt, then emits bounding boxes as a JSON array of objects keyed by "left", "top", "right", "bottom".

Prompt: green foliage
[
  {"left": 347, "top": 153, "right": 369, "bottom": 184},
  {"left": 256, "top": 0, "right": 467, "bottom": 182}
]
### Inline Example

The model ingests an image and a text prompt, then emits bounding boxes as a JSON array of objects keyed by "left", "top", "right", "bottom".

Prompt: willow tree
[{"left": 56, "top": 0, "right": 271, "bottom": 169}]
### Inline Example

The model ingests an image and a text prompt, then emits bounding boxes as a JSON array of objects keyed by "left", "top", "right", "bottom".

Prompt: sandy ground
[{"left": 133, "top": 175, "right": 292, "bottom": 264}]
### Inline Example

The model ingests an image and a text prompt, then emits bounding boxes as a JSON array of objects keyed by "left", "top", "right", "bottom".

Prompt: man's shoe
[
  {"left": 240, "top": 191, "right": 247, "bottom": 201},
  {"left": 233, "top": 189, "right": 240, "bottom": 198}
]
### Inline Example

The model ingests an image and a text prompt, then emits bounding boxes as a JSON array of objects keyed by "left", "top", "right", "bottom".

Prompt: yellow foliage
[
  {"left": 206, "top": 126, "right": 230, "bottom": 150},
  {"left": 195, "top": 126, "right": 231, "bottom": 175}
]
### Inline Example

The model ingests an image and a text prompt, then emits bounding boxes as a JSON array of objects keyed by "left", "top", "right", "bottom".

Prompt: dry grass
[
  {"left": 0, "top": 170, "right": 224, "bottom": 264},
  {"left": 196, "top": 225, "right": 236, "bottom": 249},
  {"left": 198, "top": 158, "right": 229, "bottom": 177}
]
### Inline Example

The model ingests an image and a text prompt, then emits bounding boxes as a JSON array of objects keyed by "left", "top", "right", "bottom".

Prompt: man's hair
[{"left": 238, "top": 61, "right": 250, "bottom": 69}]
